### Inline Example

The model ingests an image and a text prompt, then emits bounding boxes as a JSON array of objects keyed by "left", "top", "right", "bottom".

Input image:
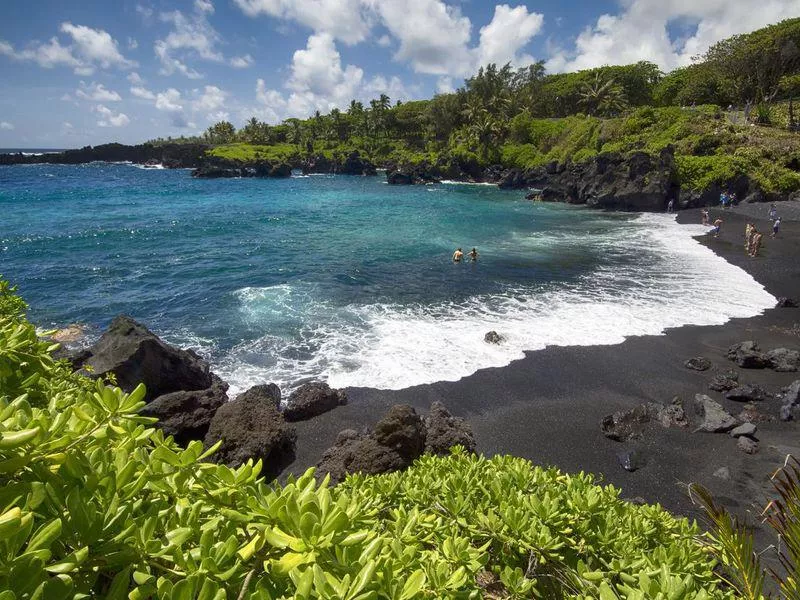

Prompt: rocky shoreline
[{"left": 4, "top": 143, "right": 796, "bottom": 210}]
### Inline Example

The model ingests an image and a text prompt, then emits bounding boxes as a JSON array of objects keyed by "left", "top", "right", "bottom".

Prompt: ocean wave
[{"left": 210, "top": 214, "right": 775, "bottom": 396}]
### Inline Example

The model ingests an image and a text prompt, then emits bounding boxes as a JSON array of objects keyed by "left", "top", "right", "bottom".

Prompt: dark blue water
[{"left": 0, "top": 163, "right": 774, "bottom": 393}]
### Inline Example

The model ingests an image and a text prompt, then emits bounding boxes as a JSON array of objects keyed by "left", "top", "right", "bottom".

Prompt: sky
[{"left": 0, "top": 0, "right": 797, "bottom": 148}]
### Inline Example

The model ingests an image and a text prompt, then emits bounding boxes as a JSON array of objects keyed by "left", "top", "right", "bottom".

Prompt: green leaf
[
  {"left": 400, "top": 570, "right": 425, "bottom": 600},
  {"left": 26, "top": 518, "right": 62, "bottom": 553},
  {"left": 105, "top": 566, "right": 132, "bottom": 600},
  {"left": 0, "top": 427, "right": 40, "bottom": 449}
]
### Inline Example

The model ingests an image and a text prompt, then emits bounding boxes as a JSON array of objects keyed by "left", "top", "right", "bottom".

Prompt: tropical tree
[
  {"left": 203, "top": 120, "right": 236, "bottom": 144},
  {"left": 468, "top": 113, "right": 502, "bottom": 161},
  {"left": 579, "top": 74, "right": 628, "bottom": 116}
]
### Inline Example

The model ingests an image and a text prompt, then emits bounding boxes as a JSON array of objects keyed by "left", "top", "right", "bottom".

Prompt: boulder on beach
[
  {"left": 737, "top": 402, "right": 774, "bottom": 424},
  {"left": 684, "top": 356, "right": 712, "bottom": 371},
  {"left": 724, "top": 384, "right": 772, "bottom": 403},
  {"left": 730, "top": 423, "right": 757, "bottom": 438},
  {"left": 484, "top": 331, "right": 504, "bottom": 344},
  {"left": 83, "top": 315, "right": 212, "bottom": 401},
  {"left": 779, "top": 380, "right": 800, "bottom": 421},
  {"left": 737, "top": 436, "right": 759, "bottom": 454},
  {"left": 617, "top": 449, "right": 646, "bottom": 472},
  {"left": 600, "top": 398, "right": 687, "bottom": 442},
  {"left": 766, "top": 348, "right": 800, "bottom": 372},
  {"left": 204, "top": 384, "right": 296, "bottom": 477},
  {"left": 141, "top": 374, "right": 229, "bottom": 445},
  {"left": 424, "top": 401, "right": 476, "bottom": 455},
  {"left": 316, "top": 404, "right": 426, "bottom": 483},
  {"left": 693, "top": 394, "right": 737, "bottom": 433},
  {"left": 776, "top": 297, "right": 798, "bottom": 308},
  {"left": 283, "top": 382, "right": 347, "bottom": 422},
  {"left": 726, "top": 341, "right": 767, "bottom": 369},
  {"left": 708, "top": 370, "right": 739, "bottom": 392}
]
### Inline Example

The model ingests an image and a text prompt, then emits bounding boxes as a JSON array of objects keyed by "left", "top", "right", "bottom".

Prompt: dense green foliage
[{"left": 0, "top": 278, "right": 736, "bottom": 598}]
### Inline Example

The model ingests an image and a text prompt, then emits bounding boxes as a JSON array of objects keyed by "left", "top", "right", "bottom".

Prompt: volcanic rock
[
  {"left": 727, "top": 341, "right": 767, "bottom": 369},
  {"left": 766, "top": 348, "right": 800, "bottom": 372},
  {"left": 725, "top": 384, "right": 772, "bottom": 403},
  {"left": 693, "top": 394, "right": 737, "bottom": 433},
  {"left": 729, "top": 423, "right": 757, "bottom": 438},
  {"left": 83, "top": 315, "right": 212, "bottom": 401},
  {"left": 204, "top": 385, "right": 296, "bottom": 477},
  {"left": 484, "top": 331, "right": 504, "bottom": 344},
  {"left": 283, "top": 382, "right": 347, "bottom": 422},
  {"left": 141, "top": 374, "right": 229, "bottom": 445},
  {"left": 776, "top": 297, "right": 798, "bottom": 308},
  {"left": 708, "top": 370, "right": 739, "bottom": 392},
  {"left": 617, "top": 449, "right": 646, "bottom": 472},
  {"left": 424, "top": 401, "right": 476, "bottom": 455},
  {"left": 737, "top": 437, "right": 759, "bottom": 454},
  {"left": 684, "top": 356, "right": 712, "bottom": 371},
  {"left": 779, "top": 380, "right": 800, "bottom": 421}
]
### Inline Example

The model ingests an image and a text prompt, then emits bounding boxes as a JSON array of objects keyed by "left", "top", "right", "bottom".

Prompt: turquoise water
[{"left": 0, "top": 163, "right": 775, "bottom": 393}]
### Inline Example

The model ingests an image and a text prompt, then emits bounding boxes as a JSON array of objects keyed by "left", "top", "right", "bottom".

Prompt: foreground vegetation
[
  {"left": 152, "top": 19, "right": 800, "bottom": 194},
  {"left": 0, "top": 277, "right": 739, "bottom": 599}
]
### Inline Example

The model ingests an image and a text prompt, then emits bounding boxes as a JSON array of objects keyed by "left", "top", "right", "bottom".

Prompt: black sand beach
[{"left": 288, "top": 200, "right": 800, "bottom": 551}]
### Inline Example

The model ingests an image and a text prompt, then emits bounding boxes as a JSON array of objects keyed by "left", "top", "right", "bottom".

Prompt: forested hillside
[{"left": 150, "top": 18, "right": 800, "bottom": 195}]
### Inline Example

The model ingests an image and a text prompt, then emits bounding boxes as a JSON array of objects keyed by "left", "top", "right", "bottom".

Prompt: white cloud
[
  {"left": 128, "top": 37, "right": 139, "bottom": 50},
  {"left": 0, "top": 23, "right": 135, "bottom": 75},
  {"left": 76, "top": 81, "right": 122, "bottom": 102},
  {"left": 546, "top": 0, "right": 799, "bottom": 72},
  {"left": 131, "top": 85, "right": 156, "bottom": 100},
  {"left": 476, "top": 4, "right": 543, "bottom": 69},
  {"left": 233, "top": 0, "right": 374, "bottom": 44},
  {"left": 369, "top": 0, "right": 473, "bottom": 75},
  {"left": 95, "top": 104, "right": 130, "bottom": 127},
  {"left": 436, "top": 76, "right": 454, "bottom": 94},
  {"left": 195, "top": 0, "right": 215, "bottom": 14},
  {"left": 60, "top": 93, "right": 73, "bottom": 101},
  {"left": 230, "top": 54, "right": 254, "bottom": 68},
  {"left": 155, "top": 88, "right": 184, "bottom": 112},
  {"left": 0, "top": 121, "right": 14, "bottom": 130},
  {"left": 376, "top": 34, "right": 391, "bottom": 47},
  {"left": 155, "top": 3, "right": 224, "bottom": 78},
  {"left": 285, "top": 32, "right": 364, "bottom": 114},
  {"left": 254, "top": 78, "right": 289, "bottom": 122},
  {"left": 60, "top": 22, "right": 137, "bottom": 70},
  {"left": 127, "top": 71, "right": 144, "bottom": 85},
  {"left": 194, "top": 85, "right": 228, "bottom": 114}
]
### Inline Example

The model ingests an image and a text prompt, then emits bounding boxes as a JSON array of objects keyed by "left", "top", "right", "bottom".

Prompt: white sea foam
[
  {"left": 212, "top": 214, "right": 775, "bottom": 396},
  {"left": 440, "top": 180, "right": 497, "bottom": 186}
]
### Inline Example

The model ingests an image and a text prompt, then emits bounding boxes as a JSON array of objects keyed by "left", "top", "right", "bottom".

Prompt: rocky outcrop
[
  {"left": 708, "top": 370, "right": 739, "bottom": 392},
  {"left": 498, "top": 147, "right": 679, "bottom": 212},
  {"left": 191, "top": 157, "right": 293, "bottom": 179},
  {"left": 82, "top": 315, "right": 212, "bottom": 401},
  {"left": 386, "top": 167, "right": 440, "bottom": 185},
  {"left": 766, "top": 348, "right": 800, "bottom": 372},
  {"left": 204, "top": 385, "right": 296, "bottom": 477},
  {"left": 600, "top": 398, "right": 688, "bottom": 442},
  {"left": 779, "top": 380, "right": 800, "bottom": 421},
  {"left": 727, "top": 341, "right": 767, "bottom": 369},
  {"left": 141, "top": 375, "right": 229, "bottom": 445},
  {"left": 301, "top": 151, "right": 376, "bottom": 176},
  {"left": 283, "top": 382, "right": 347, "bottom": 422},
  {"left": 316, "top": 404, "right": 426, "bottom": 483},
  {"left": 684, "top": 356, "right": 712, "bottom": 371},
  {"left": 724, "top": 384, "right": 772, "bottom": 403},
  {"left": 730, "top": 423, "right": 757, "bottom": 438},
  {"left": 738, "top": 437, "right": 759, "bottom": 454},
  {"left": 484, "top": 331, "right": 503, "bottom": 344},
  {"left": 317, "top": 403, "right": 476, "bottom": 483},
  {"left": 423, "top": 402, "right": 476, "bottom": 455},
  {"left": 693, "top": 394, "right": 737, "bottom": 433},
  {"left": 0, "top": 143, "right": 208, "bottom": 168}
]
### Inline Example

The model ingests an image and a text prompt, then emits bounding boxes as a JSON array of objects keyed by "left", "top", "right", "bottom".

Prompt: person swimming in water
[
  {"left": 452, "top": 247, "right": 463, "bottom": 262},
  {"left": 468, "top": 247, "right": 478, "bottom": 261}
]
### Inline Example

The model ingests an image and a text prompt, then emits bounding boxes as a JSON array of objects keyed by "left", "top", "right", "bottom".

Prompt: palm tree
[
  {"left": 469, "top": 114, "right": 501, "bottom": 161},
  {"left": 579, "top": 73, "right": 628, "bottom": 116}
]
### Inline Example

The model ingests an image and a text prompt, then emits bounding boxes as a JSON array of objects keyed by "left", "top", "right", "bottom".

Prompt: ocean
[{"left": 0, "top": 162, "right": 776, "bottom": 395}]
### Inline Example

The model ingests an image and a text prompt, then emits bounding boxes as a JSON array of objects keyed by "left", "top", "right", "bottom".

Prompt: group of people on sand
[
  {"left": 452, "top": 247, "right": 478, "bottom": 262},
  {"left": 719, "top": 191, "right": 737, "bottom": 208},
  {"left": 744, "top": 222, "right": 764, "bottom": 256}
]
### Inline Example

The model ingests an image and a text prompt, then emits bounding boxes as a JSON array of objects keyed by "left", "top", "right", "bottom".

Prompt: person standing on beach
[
  {"left": 747, "top": 226, "right": 758, "bottom": 254},
  {"left": 750, "top": 232, "right": 764, "bottom": 257},
  {"left": 772, "top": 217, "right": 782, "bottom": 238},
  {"left": 769, "top": 203, "right": 778, "bottom": 220},
  {"left": 712, "top": 218, "right": 723, "bottom": 238},
  {"left": 666, "top": 199, "right": 674, "bottom": 213},
  {"left": 701, "top": 209, "right": 709, "bottom": 225},
  {"left": 468, "top": 248, "right": 478, "bottom": 261},
  {"left": 744, "top": 222, "right": 753, "bottom": 249},
  {"left": 452, "top": 248, "right": 463, "bottom": 262}
]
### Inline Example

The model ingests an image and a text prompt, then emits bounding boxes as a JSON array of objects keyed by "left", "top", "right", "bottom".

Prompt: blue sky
[{"left": 0, "top": 0, "right": 796, "bottom": 147}]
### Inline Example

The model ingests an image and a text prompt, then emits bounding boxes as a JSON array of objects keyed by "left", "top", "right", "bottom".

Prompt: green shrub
[{"left": 0, "top": 279, "right": 737, "bottom": 599}]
